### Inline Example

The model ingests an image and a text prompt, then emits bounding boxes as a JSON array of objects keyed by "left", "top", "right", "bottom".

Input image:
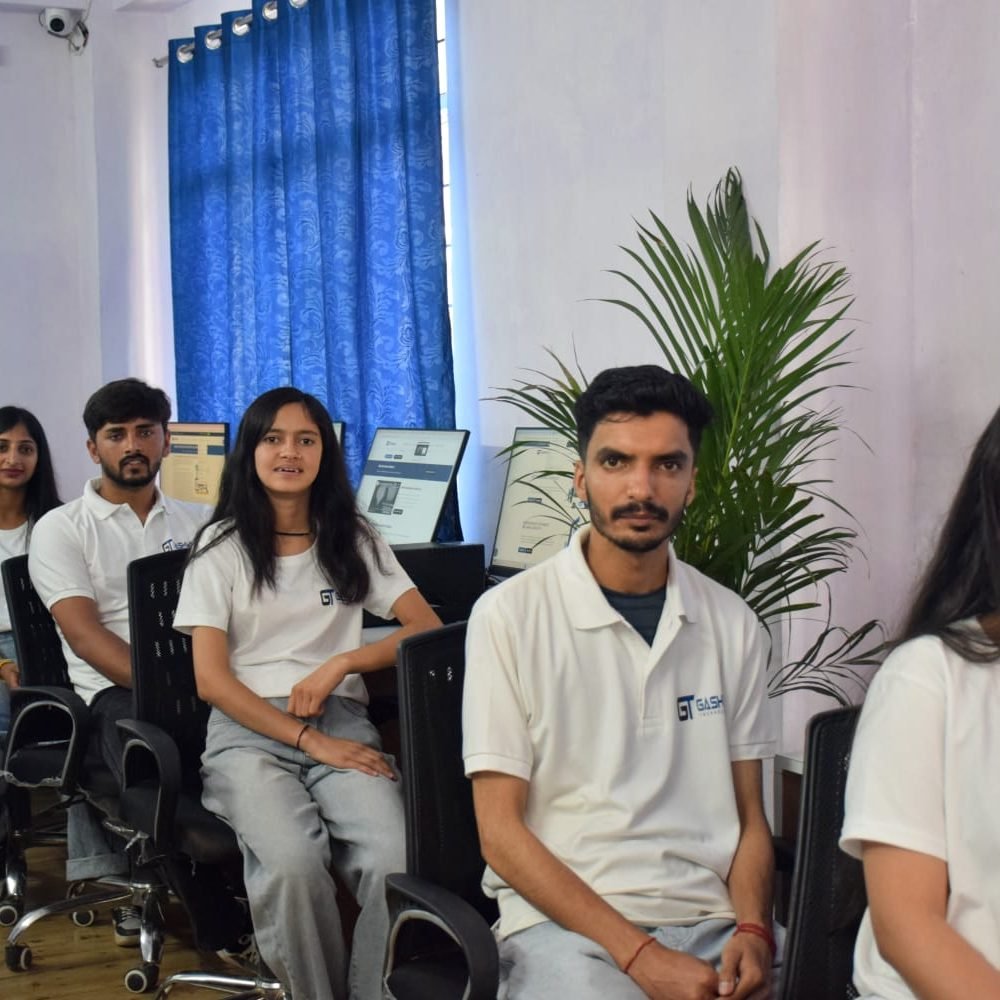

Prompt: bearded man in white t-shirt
[
  {"left": 28, "top": 378, "right": 254, "bottom": 964},
  {"left": 463, "top": 366, "right": 778, "bottom": 1000}
]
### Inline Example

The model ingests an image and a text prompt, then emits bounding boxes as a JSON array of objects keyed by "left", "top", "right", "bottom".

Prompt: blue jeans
[
  {"left": 202, "top": 695, "right": 405, "bottom": 1000},
  {"left": 0, "top": 630, "right": 15, "bottom": 740},
  {"left": 497, "top": 918, "right": 785, "bottom": 999}
]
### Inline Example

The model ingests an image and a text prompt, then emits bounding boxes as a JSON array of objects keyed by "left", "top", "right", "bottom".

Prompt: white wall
[{"left": 448, "top": 0, "right": 779, "bottom": 547}]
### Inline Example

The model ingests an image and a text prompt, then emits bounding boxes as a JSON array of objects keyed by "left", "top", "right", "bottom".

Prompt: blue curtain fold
[{"left": 168, "top": 0, "right": 457, "bottom": 535}]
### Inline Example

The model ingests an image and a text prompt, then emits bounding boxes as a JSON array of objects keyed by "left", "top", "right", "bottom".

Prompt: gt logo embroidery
[
  {"left": 320, "top": 589, "right": 339, "bottom": 606},
  {"left": 677, "top": 693, "right": 725, "bottom": 721}
]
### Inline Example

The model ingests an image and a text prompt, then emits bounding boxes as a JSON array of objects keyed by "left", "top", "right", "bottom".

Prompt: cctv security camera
[{"left": 39, "top": 8, "right": 81, "bottom": 38}]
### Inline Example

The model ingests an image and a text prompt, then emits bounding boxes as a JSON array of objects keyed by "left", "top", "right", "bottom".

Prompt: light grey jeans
[
  {"left": 202, "top": 695, "right": 405, "bottom": 1000},
  {"left": 498, "top": 918, "right": 785, "bottom": 999}
]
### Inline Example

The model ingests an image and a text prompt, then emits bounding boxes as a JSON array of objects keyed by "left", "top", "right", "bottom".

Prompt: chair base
[{"left": 154, "top": 969, "right": 286, "bottom": 998}]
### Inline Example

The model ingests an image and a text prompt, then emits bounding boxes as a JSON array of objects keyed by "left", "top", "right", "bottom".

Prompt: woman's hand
[
  {"left": 287, "top": 655, "right": 349, "bottom": 717},
  {"left": 0, "top": 659, "right": 20, "bottom": 689},
  {"left": 300, "top": 726, "right": 397, "bottom": 780}
]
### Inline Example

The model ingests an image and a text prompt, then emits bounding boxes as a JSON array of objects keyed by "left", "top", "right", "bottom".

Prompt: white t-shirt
[
  {"left": 28, "top": 479, "right": 209, "bottom": 703},
  {"left": 463, "top": 527, "right": 776, "bottom": 938},
  {"left": 173, "top": 521, "right": 414, "bottom": 701},
  {"left": 0, "top": 521, "right": 29, "bottom": 633},
  {"left": 840, "top": 630, "right": 1000, "bottom": 999}
]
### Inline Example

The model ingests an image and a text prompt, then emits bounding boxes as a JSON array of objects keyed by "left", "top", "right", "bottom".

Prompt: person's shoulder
[
  {"left": 31, "top": 495, "right": 86, "bottom": 539},
  {"left": 161, "top": 494, "right": 211, "bottom": 523},
  {"left": 472, "top": 549, "right": 568, "bottom": 619},
  {"left": 672, "top": 553, "right": 756, "bottom": 621}
]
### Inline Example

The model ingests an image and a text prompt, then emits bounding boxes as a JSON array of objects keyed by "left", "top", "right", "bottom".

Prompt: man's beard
[
  {"left": 588, "top": 499, "right": 685, "bottom": 553},
  {"left": 102, "top": 455, "right": 160, "bottom": 490}
]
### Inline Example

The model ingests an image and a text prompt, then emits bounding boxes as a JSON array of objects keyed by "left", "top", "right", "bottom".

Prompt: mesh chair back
[
  {"left": 127, "top": 549, "right": 208, "bottom": 781},
  {"left": 780, "top": 705, "right": 865, "bottom": 1000},
  {"left": 1, "top": 555, "right": 70, "bottom": 688},
  {"left": 396, "top": 622, "right": 497, "bottom": 925}
]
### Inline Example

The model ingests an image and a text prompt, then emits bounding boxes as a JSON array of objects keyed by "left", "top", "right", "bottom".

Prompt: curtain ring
[
  {"left": 233, "top": 14, "right": 252, "bottom": 36},
  {"left": 177, "top": 42, "right": 195, "bottom": 63},
  {"left": 205, "top": 28, "right": 223, "bottom": 50},
  {"left": 262, "top": 1, "right": 278, "bottom": 20},
  {"left": 289, "top": 0, "right": 308, "bottom": 8}
]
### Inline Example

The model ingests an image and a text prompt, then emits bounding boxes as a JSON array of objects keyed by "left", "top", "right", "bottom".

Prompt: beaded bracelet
[{"left": 735, "top": 921, "right": 777, "bottom": 957}]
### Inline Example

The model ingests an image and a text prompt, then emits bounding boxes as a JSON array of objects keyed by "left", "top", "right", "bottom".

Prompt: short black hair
[
  {"left": 83, "top": 378, "right": 172, "bottom": 439},
  {"left": 573, "top": 365, "right": 714, "bottom": 458}
]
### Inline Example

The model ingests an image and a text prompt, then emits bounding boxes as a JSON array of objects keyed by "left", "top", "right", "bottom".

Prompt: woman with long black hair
[
  {"left": 840, "top": 404, "right": 1000, "bottom": 999},
  {"left": 0, "top": 405, "right": 61, "bottom": 737},
  {"left": 174, "top": 387, "right": 440, "bottom": 1000}
]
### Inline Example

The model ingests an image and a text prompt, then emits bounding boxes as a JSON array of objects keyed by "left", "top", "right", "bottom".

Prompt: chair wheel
[
  {"left": 71, "top": 908, "right": 97, "bottom": 927},
  {"left": 5, "top": 942, "right": 32, "bottom": 972},
  {"left": 0, "top": 901, "right": 22, "bottom": 926},
  {"left": 124, "top": 962, "right": 159, "bottom": 993}
]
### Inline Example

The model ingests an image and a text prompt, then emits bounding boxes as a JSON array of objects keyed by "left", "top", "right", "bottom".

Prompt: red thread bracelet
[
  {"left": 295, "top": 722, "right": 311, "bottom": 751},
  {"left": 734, "top": 922, "right": 776, "bottom": 957},
  {"left": 622, "top": 935, "right": 655, "bottom": 974}
]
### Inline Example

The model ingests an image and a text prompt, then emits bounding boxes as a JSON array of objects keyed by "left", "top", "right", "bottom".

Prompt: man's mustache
[
  {"left": 120, "top": 455, "right": 150, "bottom": 471},
  {"left": 611, "top": 501, "right": 670, "bottom": 521}
]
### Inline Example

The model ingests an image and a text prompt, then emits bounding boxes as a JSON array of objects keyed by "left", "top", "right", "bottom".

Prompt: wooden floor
[{"left": 0, "top": 842, "right": 235, "bottom": 999}]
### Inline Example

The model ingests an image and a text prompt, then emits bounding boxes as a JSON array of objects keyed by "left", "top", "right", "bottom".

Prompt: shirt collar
[
  {"left": 83, "top": 477, "right": 165, "bottom": 522},
  {"left": 562, "top": 526, "right": 699, "bottom": 630}
]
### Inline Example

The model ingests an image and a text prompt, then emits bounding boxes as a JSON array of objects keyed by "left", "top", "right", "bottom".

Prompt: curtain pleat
[{"left": 168, "top": 0, "right": 457, "bottom": 536}]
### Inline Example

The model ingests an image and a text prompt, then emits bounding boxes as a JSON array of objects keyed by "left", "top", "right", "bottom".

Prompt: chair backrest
[
  {"left": 780, "top": 705, "right": 865, "bottom": 1000},
  {"left": 1, "top": 555, "right": 70, "bottom": 688},
  {"left": 126, "top": 549, "right": 208, "bottom": 780},
  {"left": 396, "top": 621, "right": 497, "bottom": 925}
]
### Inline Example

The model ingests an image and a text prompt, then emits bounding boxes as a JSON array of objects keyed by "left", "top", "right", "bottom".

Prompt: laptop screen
[
  {"left": 490, "top": 427, "right": 586, "bottom": 577},
  {"left": 356, "top": 427, "right": 469, "bottom": 544}
]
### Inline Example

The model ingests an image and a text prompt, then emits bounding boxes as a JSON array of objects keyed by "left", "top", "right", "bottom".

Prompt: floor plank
[{"left": 1, "top": 842, "right": 236, "bottom": 999}]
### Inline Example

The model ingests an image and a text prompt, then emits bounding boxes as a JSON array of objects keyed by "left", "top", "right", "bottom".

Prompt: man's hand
[
  {"left": 298, "top": 727, "right": 397, "bottom": 780},
  {"left": 627, "top": 939, "right": 720, "bottom": 1000},
  {"left": 287, "top": 655, "right": 348, "bottom": 717},
  {"left": 716, "top": 930, "right": 771, "bottom": 1000},
  {"left": 0, "top": 659, "right": 20, "bottom": 689}
]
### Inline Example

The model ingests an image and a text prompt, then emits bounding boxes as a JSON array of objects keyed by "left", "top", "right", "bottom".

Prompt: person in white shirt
[
  {"left": 464, "top": 366, "right": 777, "bottom": 1000},
  {"left": 174, "top": 386, "right": 441, "bottom": 1000},
  {"left": 0, "top": 405, "right": 62, "bottom": 739},
  {"left": 28, "top": 378, "right": 253, "bottom": 962},
  {"left": 840, "top": 404, "right": 1000, "bottom": 1000}
]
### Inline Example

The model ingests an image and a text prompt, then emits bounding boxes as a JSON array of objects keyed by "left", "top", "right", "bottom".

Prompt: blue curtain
[{"left": 168, "top": 0, "right": 456, "bottom": 522}]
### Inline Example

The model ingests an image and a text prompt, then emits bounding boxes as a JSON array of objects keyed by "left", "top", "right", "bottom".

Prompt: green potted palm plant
[{"left": 493, "top": 169, "right": 883, "bottom": 703}]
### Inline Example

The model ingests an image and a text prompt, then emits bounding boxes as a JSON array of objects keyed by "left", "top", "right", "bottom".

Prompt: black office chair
[
  {"left": 778, "top": 705, "right": 865, "bottom": 1000},
  {"left": 1, "top": 553, "right": 135, "bottom": 969},
  {"left": 120, "top": 548, "right": 284, "bottom": 998},
  {"left": 383, "top": 621, "right": 499, "bottom": 1000}
]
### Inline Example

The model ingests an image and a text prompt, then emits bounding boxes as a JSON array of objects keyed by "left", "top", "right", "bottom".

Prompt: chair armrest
[
  {"left": 385, "top": 872, "right": 498, "bottom": 1000},
  {"left": 116, "top": 718, "right": 182, "bottom": 849},
  {"left": 3, "top": 685, "right": 91, "bottom": 792}
]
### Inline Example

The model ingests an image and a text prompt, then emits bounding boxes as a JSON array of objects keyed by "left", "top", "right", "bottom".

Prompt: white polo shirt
[
  {"left": 463, "top": 527, "right": 775, "bottom": 938},
  {"left": 28, "top": 479, "right": 209, "bottom": 703},
  {"left": 174, "top": 521, "right": 414, "bottom": 702},
  {"left": 841, "top": 630, "right": 1000, "bottom": 1000},
  {"left": 0, "top": 522, "right": 29, "bottom": 632}
]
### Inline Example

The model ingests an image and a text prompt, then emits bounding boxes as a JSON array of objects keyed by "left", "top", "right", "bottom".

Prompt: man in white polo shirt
[
  {"left": 29, "top": 378, "right": 253, "bottom": 963},
  {"left": 464, "top": 366, "right": 777, "bottom": 1000}
]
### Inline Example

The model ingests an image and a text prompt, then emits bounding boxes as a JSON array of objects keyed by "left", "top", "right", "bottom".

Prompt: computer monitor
[
  {"left": 160, "top": 422, "right": 229, "bottom": 506},
  {"left": 357, "top": 427, "right": 469, "bottom": 544},
  {"left": 490, "top": 426, "right": 587, "bottom": 577}
]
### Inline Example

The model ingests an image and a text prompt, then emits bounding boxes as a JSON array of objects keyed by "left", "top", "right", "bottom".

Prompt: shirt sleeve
[
  {"left": 726, "top": 603, "right": 777, "bottom": 761},
  {"left": 361, "top": 531, "right": 415, "bottom": 620},
  {"left": 28, "top": 509, "right": 95, "bottom": 609},
  {"left": 173, "top": 529, "right": 238, "bottom": 634},
  {"left": 840, "top": 639, "right": 947, "bottom": 862},
  {"left": 462, "top": 589, "right": 534, "bottom": 781}
]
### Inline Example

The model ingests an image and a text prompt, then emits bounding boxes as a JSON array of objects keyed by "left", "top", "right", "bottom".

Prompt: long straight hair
[
  {"left": 898, "top": 405, "right": 1000, "bottom": 661},
  {"left": 0, "top": 406, "right": 62, "bottom": 536},
  {"left": 191, "top": 387, "right": 377, "bottom": 601}
]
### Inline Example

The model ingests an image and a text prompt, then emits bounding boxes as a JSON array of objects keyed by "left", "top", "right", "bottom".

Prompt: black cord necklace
[{"left": 275, "top": 530, "right": 312, "bottom": 537}]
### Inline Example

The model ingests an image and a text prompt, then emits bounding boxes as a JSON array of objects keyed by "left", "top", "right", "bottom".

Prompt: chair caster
[
  {"left": 124, "top": 961, "right": 159, "bottom": 993},
  {"left": 0, "top": 900, "right": 22, "bottom": 926},
  {"left": 71, "top": 908, "right": 97, "bottom": 927},
  {"left": 5, "top": 942, "right": 32, "bottom": 972}
]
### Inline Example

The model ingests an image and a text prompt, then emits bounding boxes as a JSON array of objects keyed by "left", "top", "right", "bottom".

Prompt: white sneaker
[
  {"left": 217, "top": 932, "right": 261, "bottom": 973},
  {"left": 112, "top": 904, "right": 142, "bottom": 948}
]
